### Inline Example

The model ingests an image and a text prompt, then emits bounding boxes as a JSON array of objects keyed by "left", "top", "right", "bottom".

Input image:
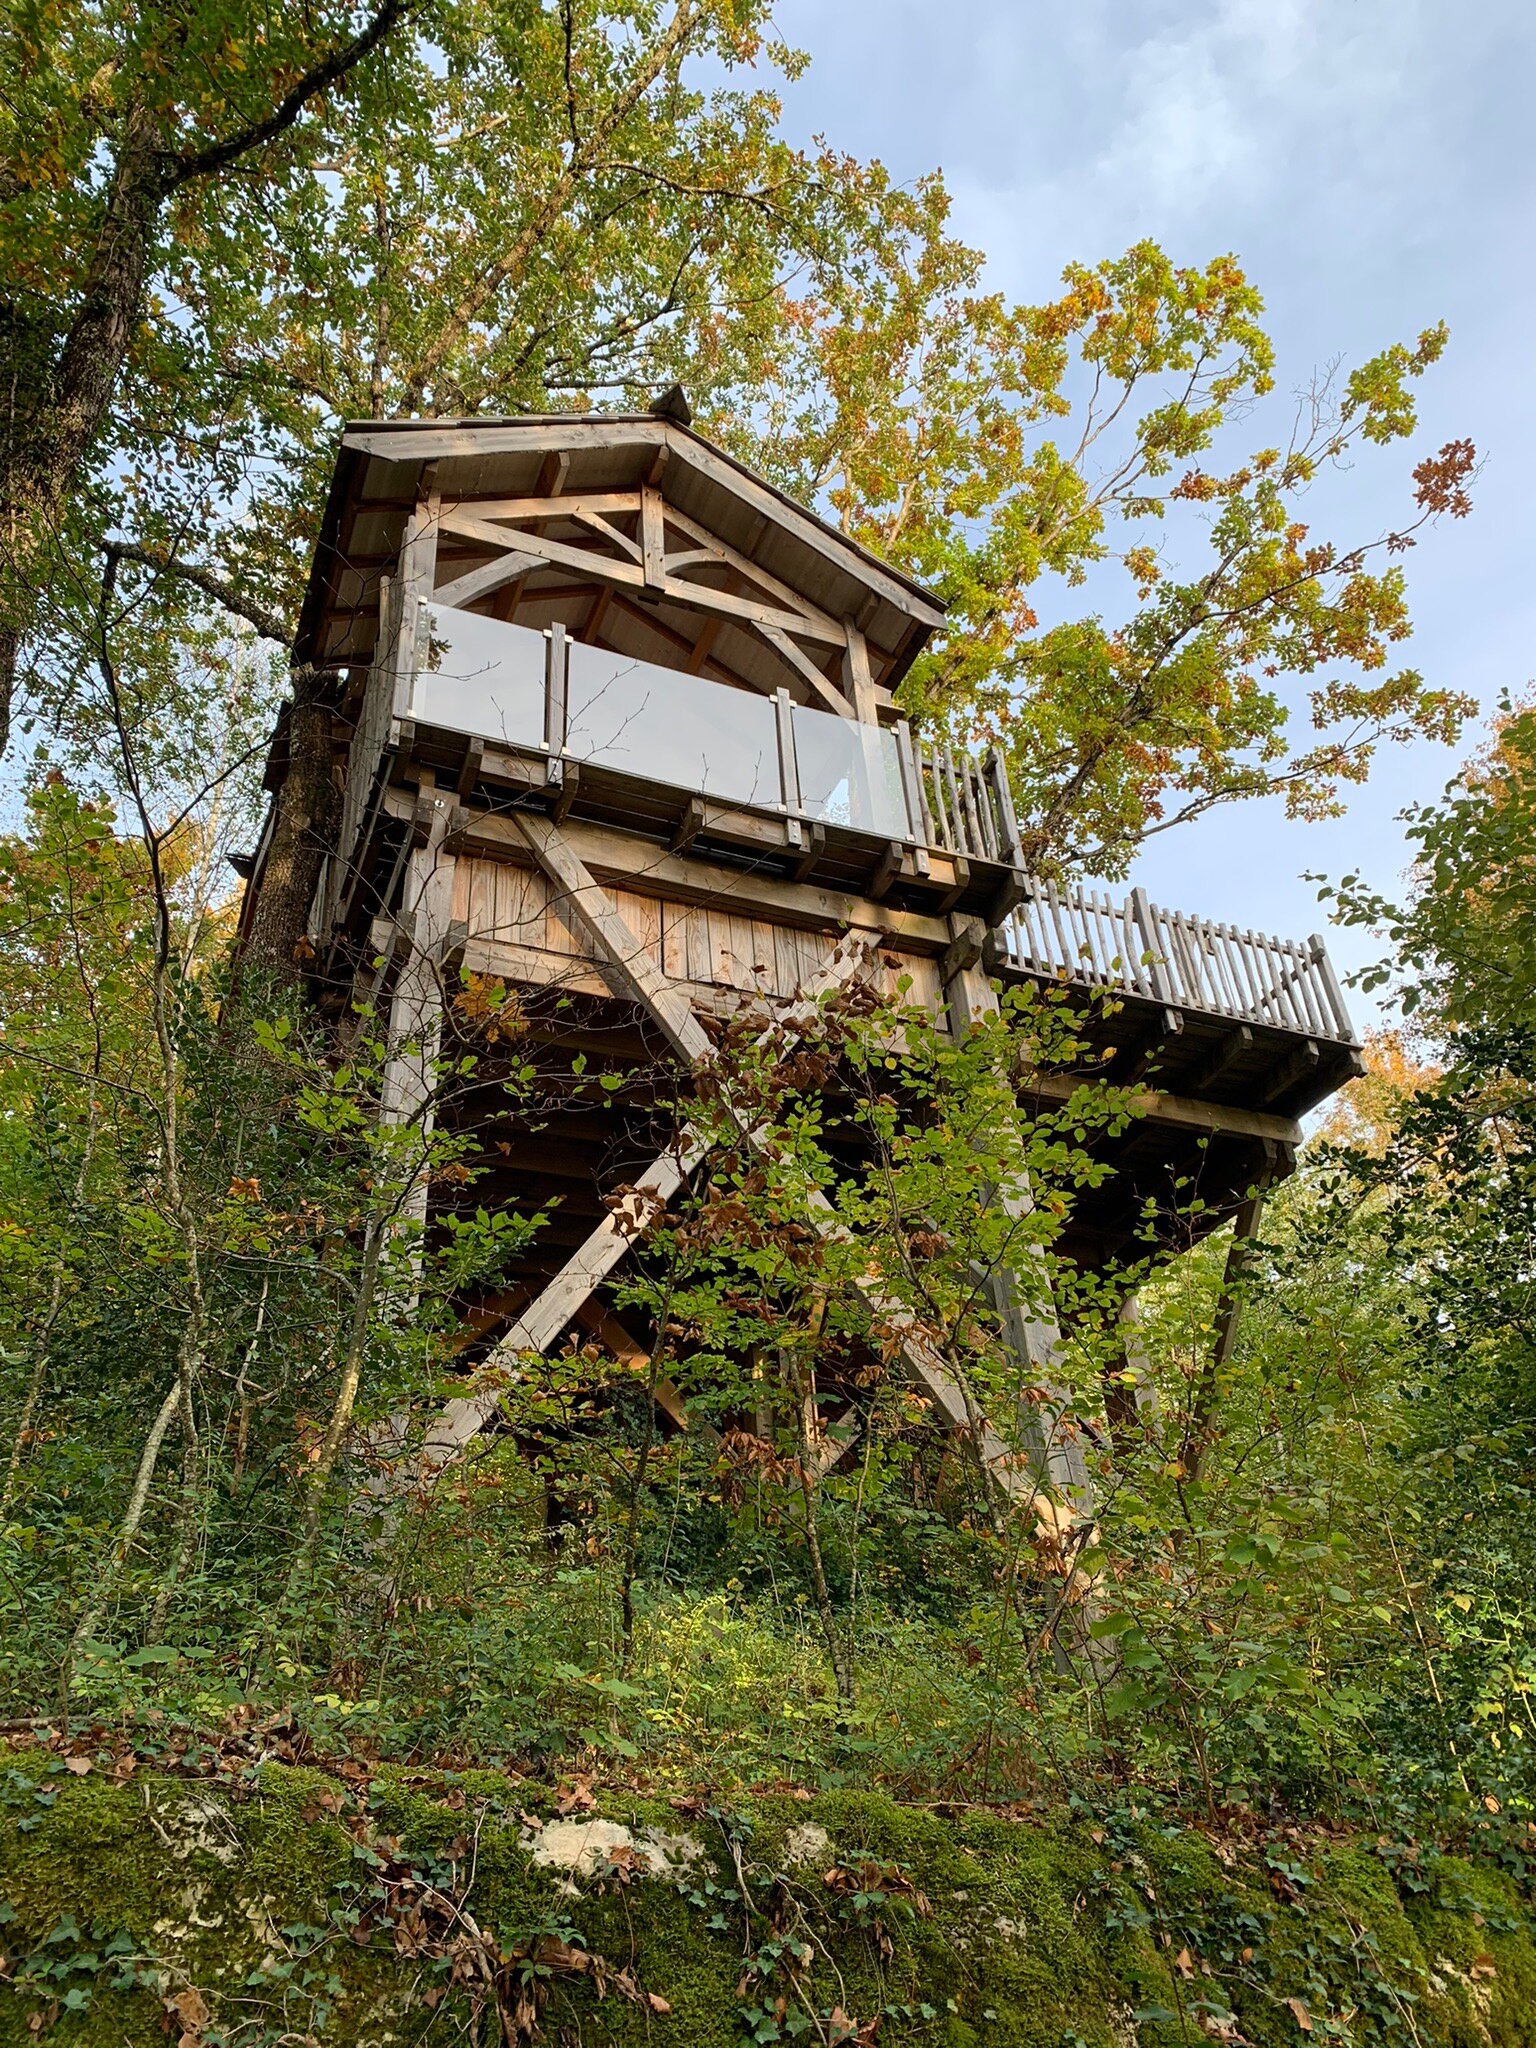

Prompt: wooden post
[
  {"left": 380, "top": 776, "right": 458, "bottom": 1251},
  {"left": 1131, "top": 886, "right": 1178, "bottom": 1010},
  {"left": 1311, "top": 933, "right": 1358, "bottom": 1044},
  {"left": 393, "top": 485, "right": 441, "bottom": 720},
  {"left": 640, "top": 485, "right": 666, "bottom": 593},
  {"left": 940, "top": 922, "right": 1095, "bottom": 1516},
  {"left": 774, "top": 687, "right": 801, "bottom": 815},
  {"left": 544, "top": 621, "right": 568, "bottom": 788},
  {"left": 1183, "top": 1161, "right": 1272, "bottom": 1484},
  {"left": 841, "top": 618, "right": 879, "bottom": 725}
]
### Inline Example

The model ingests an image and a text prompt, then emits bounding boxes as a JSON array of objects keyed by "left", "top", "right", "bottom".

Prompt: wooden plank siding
[{"left": 450, "top": 856, "right": 943, "bottom": 1013}]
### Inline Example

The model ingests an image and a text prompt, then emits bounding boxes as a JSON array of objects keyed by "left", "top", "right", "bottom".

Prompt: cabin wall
[{"left": 452, "top": 854, "right": 944, "bottom": 1012}]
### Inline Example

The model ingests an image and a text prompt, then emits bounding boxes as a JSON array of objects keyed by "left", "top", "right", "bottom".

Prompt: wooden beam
[
  {"left": 439, "top": 509, "right": 847, "bottom": 648},
  {"left": 669, "top": 795, "right": 707, "bottom": 855},
  {"left": 755, "top": 621, "right": 855, "bottom": 718},
  {"left": 572, "top": 1300, "right": 713, "bottom": 1441},
  {"left": 432, "top": 550, "right": 542, "bottom": 611},
  {"left": 509, "top": 813, "right": 711, "bottom": 1064},
  {"left": 572, "top": 507, "right": 642, "bottom": 563},
  {"left": 581, "top": 585, "right": 615, "bottom": 646},
  {"left": 640, "top": 486, "right": 666, "bottom": 592},
  {"left": 685, "top": 616, "right": 723, "bottom": 674},
  {"left": 1108, "top": 1008, "right": 1184, "bottom": 1087},
  {"left": 867, "top": 839, "right": 904, "bottom": 903},
  {"left": 534, "top": 451, "right": 571, "bottom": 498},
  {"left": 661, "top": 503, "right": 845, "bottom": 640},
  {"left": 456, "top": 737, "right": 484, "bottom": 799},
  {"left": 1260, "top": 1037, "right": 1320, "bottom": 1107},
  {"left": 452, "top": 491, "right": 638, "bottom": 523},
  {"left": 446, "top": 807, "right": 952, "bottom": 952},
  {"left": 842, "top": 620, "right": 879, "bottom": 725},
  {"left": 1185, "top": 1022, "right": 1253, "bottom": 1095},
  {"left": 1025, "top": 1070, "right": 1303, "bottom": 1147}
]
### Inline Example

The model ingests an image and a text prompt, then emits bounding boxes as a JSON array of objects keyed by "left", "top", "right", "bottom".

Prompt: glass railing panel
[
  {"left": 413, "top": 604, "right": 547, "bottom": 750},
  {"left": 564, "top": 641, "right": 781, "bottom": 811},
  {"left": 791, "top": 704, "right": 911, "bottom": 839}
]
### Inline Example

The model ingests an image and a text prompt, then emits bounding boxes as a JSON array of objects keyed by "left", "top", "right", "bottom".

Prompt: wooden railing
[
  {"left": 998, "top": 880, "right": 1358, "bottom": 1045},
  {"left": 910, "top": 739, "right": 1022, "bottom": 865}
]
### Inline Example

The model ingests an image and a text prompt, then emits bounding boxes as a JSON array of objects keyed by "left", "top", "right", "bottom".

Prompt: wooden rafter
[{"left": 438, "top": 508, "right": 848, "bottom": 653}]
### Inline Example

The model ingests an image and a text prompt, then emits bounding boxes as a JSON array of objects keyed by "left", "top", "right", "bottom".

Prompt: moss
[
  {"left": 1404, "top": 1854, "right": 1536, "bottom": 2048},
  {"left": 3, "top": 1769, "right": 1535, "bottom": 2045}
]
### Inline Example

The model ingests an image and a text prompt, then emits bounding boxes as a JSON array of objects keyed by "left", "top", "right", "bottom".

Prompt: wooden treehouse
[{"left": 241, "top": 405, "right": 1364, "bottom": 1500}]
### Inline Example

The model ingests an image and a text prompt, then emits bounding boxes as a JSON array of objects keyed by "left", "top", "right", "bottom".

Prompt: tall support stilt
[
  {"left": 1102, "top": 1290, "right": 1157, "bottom": 1453},
  {"left": 379, "top": 778, "right": 458, "bottom": 1247},
  {"left": 941, "top": 917, "right": 1095, "bottom": 1519},
  {"left": 1183, "top": 1156, "right": 1274, "bottom": 1484}
]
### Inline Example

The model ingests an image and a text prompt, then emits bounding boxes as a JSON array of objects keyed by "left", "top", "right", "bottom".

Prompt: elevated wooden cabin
[{"left": 243, "top": 408, "right": 1364, "bottom": 1487}]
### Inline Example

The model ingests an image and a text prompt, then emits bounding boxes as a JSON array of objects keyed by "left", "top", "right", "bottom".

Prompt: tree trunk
[
  {"left": 0, "top": 106, "right": 167, "bottom": 756},
  {"left": 239, "top": 672, "right": 339, "bottom": 983}
]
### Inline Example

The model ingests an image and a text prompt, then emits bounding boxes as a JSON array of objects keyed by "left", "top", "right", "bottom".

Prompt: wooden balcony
[{"left": 999, "top": 880, "right": 1357, "bottom": 1047}]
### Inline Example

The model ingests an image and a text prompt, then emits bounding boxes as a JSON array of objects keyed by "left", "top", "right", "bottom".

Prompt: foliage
[
  {"left": 737, "top": 239, "right": 1477, "bottom": 873},
  {"left": 3, "top": 0, "right": 1478, "bottom": 878}
]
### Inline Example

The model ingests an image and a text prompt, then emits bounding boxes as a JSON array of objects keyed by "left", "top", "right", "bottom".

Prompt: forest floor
[{"left": 2, "top": 1721, "right": 1534, "bottom": 2047}]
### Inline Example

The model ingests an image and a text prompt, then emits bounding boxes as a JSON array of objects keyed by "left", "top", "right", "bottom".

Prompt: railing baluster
[
  {"left": 981, "top": 766, "right": 1003, "bottom": 860},
  {"left": 907, "top": 731, "right": 938, "bottom": 850},
  {"left": 1233, "top": 924, "right": 1269, "bottom": 1021},
  {"left": 1312, "top": 935, "right": 1358, "bottom": 1043},
  {"left": 941, "top": 746, "right": 967, "bottom": 856},
  {"left": 957, "top": 752, "right": 987, "bottom": 858},
  {"left": 1211, "top": 924, "right": 1245, "bottom": 1020},
  {"left": 988, "top": 749, "right": 1025, "bottom": 866}
]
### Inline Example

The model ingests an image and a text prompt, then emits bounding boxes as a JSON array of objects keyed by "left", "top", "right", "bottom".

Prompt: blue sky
[{"left": 770, "top": 0, "right": 1530, "bottom": 1026}]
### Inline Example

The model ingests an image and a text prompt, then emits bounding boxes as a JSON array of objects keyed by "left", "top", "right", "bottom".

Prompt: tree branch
[
  {"left": 166, "top": 0, "right": 412, "bottom": 192},
  {"left": 400, "top": 0, "right": 698, "bottom": 409},
  {"left": 103, "top": 540, "right": 292, "bottom": 645}
]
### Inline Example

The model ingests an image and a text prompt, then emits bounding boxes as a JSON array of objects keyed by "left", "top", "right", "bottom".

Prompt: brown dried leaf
[{"left": 165, "top": 1985, "right": 211, "bottom": 2046}]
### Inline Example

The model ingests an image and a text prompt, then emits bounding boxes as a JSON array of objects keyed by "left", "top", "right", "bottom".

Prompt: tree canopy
[{"left": 3, "top": 0, "right": 1477, "bottom": 874}]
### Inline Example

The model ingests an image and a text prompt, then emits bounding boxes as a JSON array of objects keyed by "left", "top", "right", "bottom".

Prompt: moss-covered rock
[{"left": 1, "top": 1753, "right": 1532, "bottom": 2045}]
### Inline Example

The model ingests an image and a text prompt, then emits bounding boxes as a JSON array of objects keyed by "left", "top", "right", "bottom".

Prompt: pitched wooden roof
[{"left": 293, "top": 414, "right": 946, "bottom": 694}]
